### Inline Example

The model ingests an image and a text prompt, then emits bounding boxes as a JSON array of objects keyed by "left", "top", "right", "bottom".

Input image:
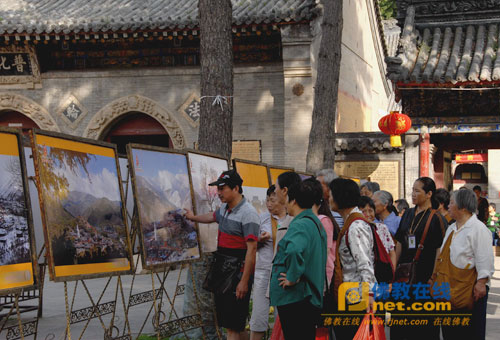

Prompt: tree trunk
[
  {"left": 305, "top": 0, "right": 343, "bottom": 173},
  {"left": 197, "top": 0, "right": 234, "bottom": 159}
]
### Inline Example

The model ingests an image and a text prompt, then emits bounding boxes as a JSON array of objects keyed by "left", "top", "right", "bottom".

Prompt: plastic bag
[
  {"left": 353, "top": 312, "right": 386, "bottom": 340},
  {"left": 315, "top": 327, "right": 329, "bottom": 340},
  {"left": 270, "top": 315, "right": 285, "bottom": 340}
]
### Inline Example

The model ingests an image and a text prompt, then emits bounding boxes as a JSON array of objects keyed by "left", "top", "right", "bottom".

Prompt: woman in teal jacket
[{"left": 270, "top": 179, "right": 327, "bottom": 340}]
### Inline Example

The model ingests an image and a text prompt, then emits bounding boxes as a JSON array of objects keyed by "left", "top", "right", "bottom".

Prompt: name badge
[{"left": 408, "top": 235, "right": 416, "bottom": 249}]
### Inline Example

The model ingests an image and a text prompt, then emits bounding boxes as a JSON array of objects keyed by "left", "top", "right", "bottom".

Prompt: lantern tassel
[{"left": 390, "top": 135, "right": 402, "bottom": 147}]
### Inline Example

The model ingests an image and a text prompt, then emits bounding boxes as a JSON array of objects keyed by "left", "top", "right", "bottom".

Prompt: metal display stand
[
  {"left": 120, "top": 162, "right": 209, "bottom": 340},
  {"left": 1, "top": 135, "right": 216, "bottom": 340},
  {"left": 0, "top": 291, "right": 39, "bottom": 340}
]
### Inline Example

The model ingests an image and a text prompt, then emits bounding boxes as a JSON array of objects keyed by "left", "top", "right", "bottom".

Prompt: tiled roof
[
  {"left": 0, "top": 0, "right": 316, "bottom": 35},
  {"left": 335, "top": 133, "right": 402, "bottom": 152},
  {"left": 386, "top": 5, "right": 500, "bottom": 84}
]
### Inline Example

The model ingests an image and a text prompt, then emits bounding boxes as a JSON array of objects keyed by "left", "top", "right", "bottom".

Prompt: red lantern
[{"left": 378, "top": 111, "right": 412, "bottom": 147}]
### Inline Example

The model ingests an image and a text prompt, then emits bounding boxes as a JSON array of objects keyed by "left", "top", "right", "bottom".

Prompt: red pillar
[{"left": 420, "top": 133, "right": 430, "bottom": 177}]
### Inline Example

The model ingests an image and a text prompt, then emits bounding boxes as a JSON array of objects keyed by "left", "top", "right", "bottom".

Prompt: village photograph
[
  {"left": 131, "top": 148, "right": 200, "bottom": 267},
  {"left": 36, "top": 144, "right": 129, "bottom": 268},
  {"left": 0, "top": 153, "right": 31, "bottom": 267}
]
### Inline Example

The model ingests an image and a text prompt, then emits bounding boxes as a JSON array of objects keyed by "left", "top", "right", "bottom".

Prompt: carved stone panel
[
  {"left": 57, "top": 94, "right": 88, "bottom": 129},
  {"left": 0, "top": 92, "right": 59, "bottom": 131},
  {"left": 178, "top": 93, "right": 200, "bottom": 128},
  {"left": 84, "top": 94, "right": 186, "bottom": 149}
]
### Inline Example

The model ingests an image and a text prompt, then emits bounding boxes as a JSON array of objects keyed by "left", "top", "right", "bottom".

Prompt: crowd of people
[{"left": 184, "top": 168, "right": 496, "bottom": 340}]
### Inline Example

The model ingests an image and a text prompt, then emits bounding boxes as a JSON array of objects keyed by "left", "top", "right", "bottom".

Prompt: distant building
[
  {"left": 385, "top": 0, "right": 500, "bottom": 203},
  {"left": 0, "top": 0, "right": 393, "bottom": 171}
]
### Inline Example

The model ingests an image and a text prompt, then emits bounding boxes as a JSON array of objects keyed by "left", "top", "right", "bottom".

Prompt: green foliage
[{"left": 379, "top": 0, "right": 397, "bottom": 20}]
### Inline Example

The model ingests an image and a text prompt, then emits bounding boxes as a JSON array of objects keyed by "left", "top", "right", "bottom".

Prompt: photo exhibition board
[
  {"left": 0, "top": 129, "right": 37, "bottom": 292},
  {"left": 233, "top": 160, "right": 270, "bottom": 215},
  {"left": 31, "top": 131, "right": 132, "bottom": 282},
  {"left": 187, "top": 151, "right": 229, "bottom": 253},
  {"left": 128, "top": 145, "right": 201, "bottom": 269},
  {"left": 268, "top": 166, "right": 294, "bottom": 186}
]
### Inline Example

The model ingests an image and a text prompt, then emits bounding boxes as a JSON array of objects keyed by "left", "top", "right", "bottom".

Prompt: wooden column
[{"left": 419, "top": 133, "right": 430, "bottom": 177}]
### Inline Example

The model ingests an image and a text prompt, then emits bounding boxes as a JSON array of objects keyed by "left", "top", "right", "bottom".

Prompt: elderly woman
[
  {"left": 359, "top": 181, "right": 380, "bottom": 198},
  {"left": 431, "top": 189, "right": 494, "bottom": 340},
  {"left": 358, "top": 196, "right": 397, "bottom": 270},
  {"left": 372, "top": 190, "right": 401, "bottom": 236}
]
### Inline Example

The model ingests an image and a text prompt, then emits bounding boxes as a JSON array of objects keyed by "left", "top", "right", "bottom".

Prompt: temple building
[
  {"left": 386, "top": 0, "right": 500, "bottom": 204},
  {"left": 0, "top": 0, "right": 394, "bottom": 171}
]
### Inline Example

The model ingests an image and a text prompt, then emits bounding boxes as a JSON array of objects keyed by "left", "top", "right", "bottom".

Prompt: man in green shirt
[{"left": 270, "top": 179, "right": 327, "bottom": 340}]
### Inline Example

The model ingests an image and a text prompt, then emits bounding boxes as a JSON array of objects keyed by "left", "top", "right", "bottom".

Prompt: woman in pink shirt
[
  {"left": 306, "top": 178, "right": 340, "bottom": 285},
  {"left": 317, "top": 202, "right": 340, "bottom": 285}
]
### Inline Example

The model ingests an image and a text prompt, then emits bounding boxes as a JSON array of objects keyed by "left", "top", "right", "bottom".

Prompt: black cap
[{"left": 209, "top": 169, "right": 243, "bottom": 187}]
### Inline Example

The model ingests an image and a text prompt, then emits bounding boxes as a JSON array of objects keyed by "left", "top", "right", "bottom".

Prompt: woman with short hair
[
  {"left": 358, "top": 196, "right": 397, "bottom": 269},
  {"left": 330, "top": 178, "right": 376, "bottom": 340},
  {"left": 359, "top": 181, "right": 380, "bottom": 198},
  {"left": 372, "top": 190, "right": 401, "bottom": 236},
  {"left": 431, "top": 188, "right": 494, "bottom": 340},
  {"left": 269, "top": 180, "right": 327, "bottom": 340}
]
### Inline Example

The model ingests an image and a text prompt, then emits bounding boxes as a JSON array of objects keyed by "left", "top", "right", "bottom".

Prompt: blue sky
[
  {"left": 48, "top": 146, "right": 120, "bottom": 201},
  {"left": 132, "top": 148, "right": 188, "bottom": 178}
]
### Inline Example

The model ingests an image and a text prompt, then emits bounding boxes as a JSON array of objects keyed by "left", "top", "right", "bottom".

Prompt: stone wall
[{"left": 8, "top": 63, "right": 286, "bottom": 165}]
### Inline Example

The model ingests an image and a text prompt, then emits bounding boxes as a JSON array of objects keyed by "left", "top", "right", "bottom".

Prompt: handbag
[
  {"left": 395, "top": 210, "right": 437, "bottom": 284},
  {"left": 202, "top": 252, "right": 243, "bottom": 294},
  {"left": 430, "top": 231, "right": 477, "bottom": 310}
]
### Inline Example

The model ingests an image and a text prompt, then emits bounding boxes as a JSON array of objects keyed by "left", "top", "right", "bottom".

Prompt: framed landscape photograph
[
  {"left": 233, "top": 159, "right": 270, "bottom": 215},
  {"left": 268, "top": 165, "right": 294, "bottom": 186},
  {"left": 31, "top": 130, "right": 133, "bottom": 282},
  {"left": 0, "top": 128, "right": 37, "bottom": 292},
  {"left": 128, "top": 145, "right": 201, "bottom": 270},
  {"left": 187, "top": 150, "right": 229, "bottom": 253}
]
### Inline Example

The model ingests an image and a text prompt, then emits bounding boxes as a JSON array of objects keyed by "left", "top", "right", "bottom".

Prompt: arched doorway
[
  {"left": 0, "top": 110, "right": 40, "bottom": 131},
  {"left": 101, "top": 112, "right": 173, "bottom": 155}
]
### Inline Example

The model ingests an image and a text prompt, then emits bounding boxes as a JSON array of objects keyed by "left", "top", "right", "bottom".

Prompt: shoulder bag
[{"left": 394, "top": 209, "right": 437, "bottom": 284}]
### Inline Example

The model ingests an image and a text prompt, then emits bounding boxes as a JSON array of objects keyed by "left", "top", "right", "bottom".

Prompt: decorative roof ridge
[{"left": 396, "top": 0, "right": 500, "bottom": 26}]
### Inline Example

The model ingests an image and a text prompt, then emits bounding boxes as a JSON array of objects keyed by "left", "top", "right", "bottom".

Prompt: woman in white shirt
[{"left": 430, "top": 188, "right": 494, "bottom": 340}]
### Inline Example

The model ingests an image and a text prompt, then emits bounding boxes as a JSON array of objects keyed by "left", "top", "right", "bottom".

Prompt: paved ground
[
  {"left": 3, "top": 255, "right": 500, "bottom": 339},
  {"left": 485, "top": 253, "right": 500, "bottom": 340},
  {"left": 4, "top": 267, "right": 188, "bottom": 340}
]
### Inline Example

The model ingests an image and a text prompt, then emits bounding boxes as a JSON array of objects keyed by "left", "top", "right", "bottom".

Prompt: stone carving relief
[
  {"left": 0, "top": 92, "right": 59, "bottom": 131},
  {"left": 84, "top": 95, "right": 186, "bottom": 149},
  {"left": 178, "top": 93, "right": 200, "bottom": 128},
  {"left": 57, "top": 94, "right": 88, "bottom": 129}
]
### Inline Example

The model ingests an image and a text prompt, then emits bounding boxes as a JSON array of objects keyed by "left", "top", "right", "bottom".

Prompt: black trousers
[{"left": 277, "top": 299, "right": 320, "bottom": 340}]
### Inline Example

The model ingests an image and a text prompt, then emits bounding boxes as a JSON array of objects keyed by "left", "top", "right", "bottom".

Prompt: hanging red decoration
[{"left": 378, "top": 111, "right": 412, "bottom": 147}]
